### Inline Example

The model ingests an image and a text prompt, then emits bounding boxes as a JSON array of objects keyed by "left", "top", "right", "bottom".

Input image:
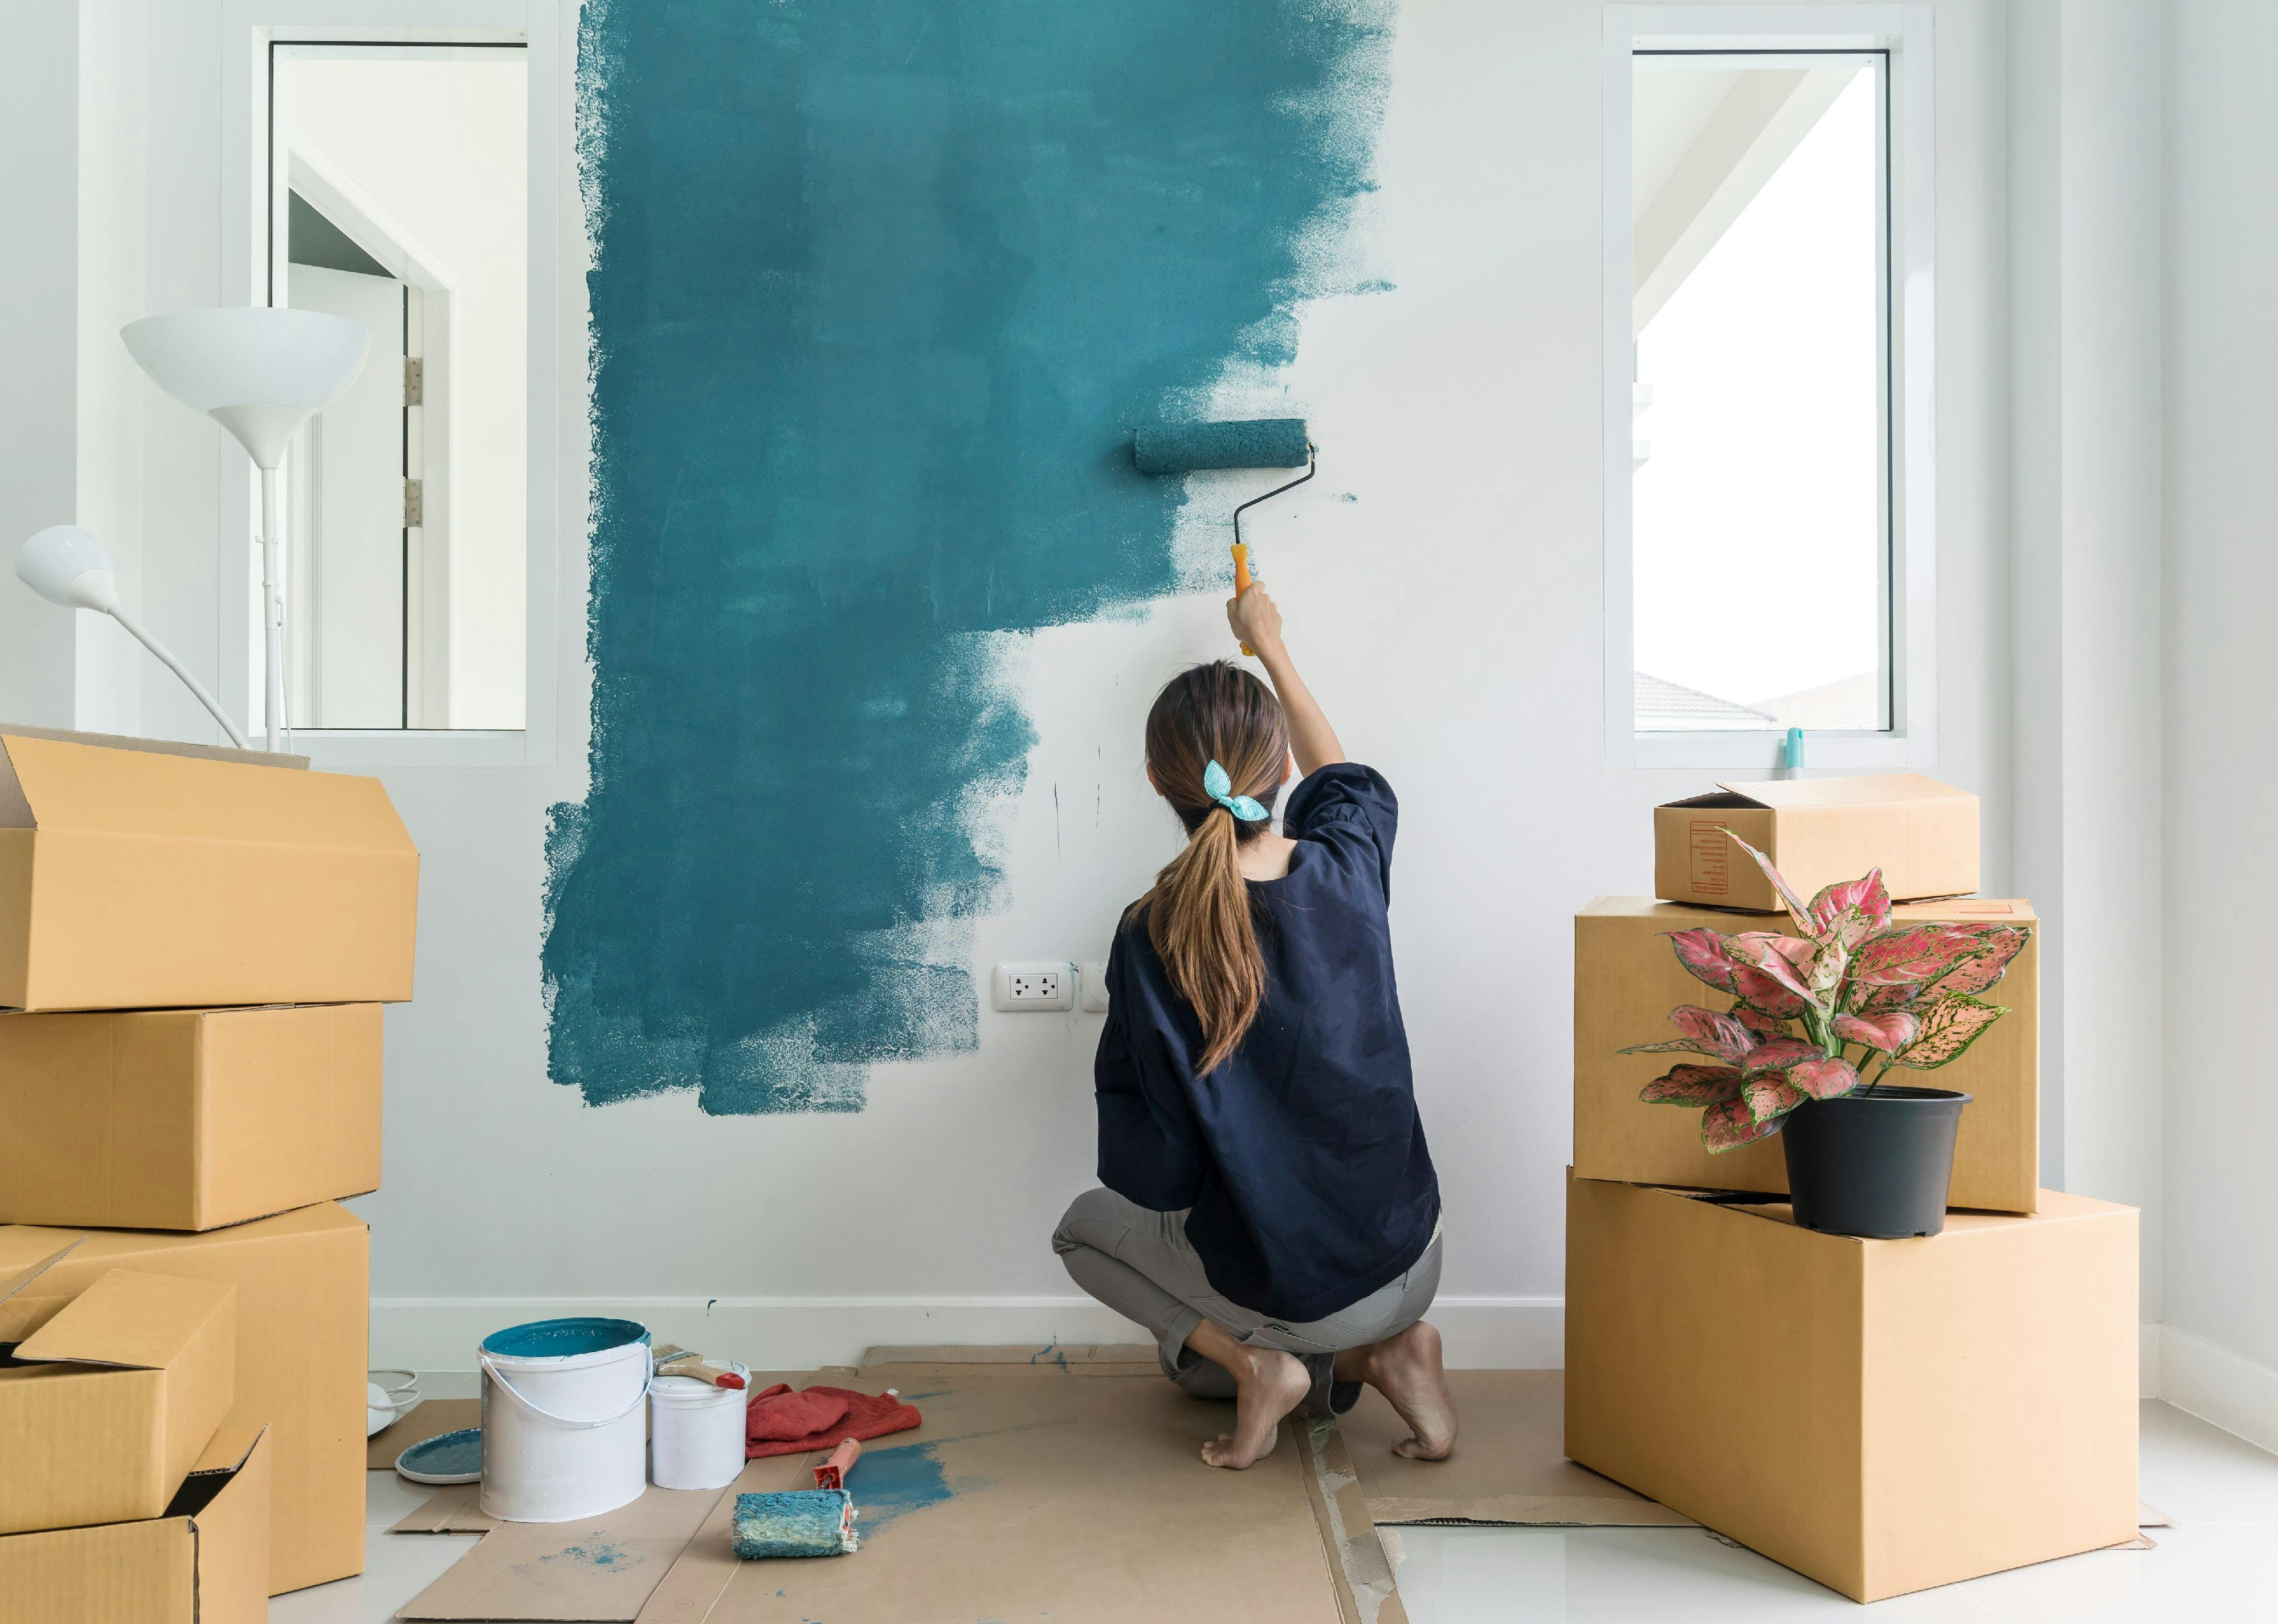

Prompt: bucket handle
[{"left": 480, "top": 1346, "right": 655, "bottom": 1431}]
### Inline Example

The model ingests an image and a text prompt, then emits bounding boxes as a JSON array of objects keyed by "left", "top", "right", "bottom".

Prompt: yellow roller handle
[{"left": 1232, "top": 542, "right": 1255, "bottom": 658}]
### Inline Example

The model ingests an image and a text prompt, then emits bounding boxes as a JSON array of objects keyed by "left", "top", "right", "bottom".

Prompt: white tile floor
[{"left": 279, "top": 1393, "right": 2277, "bottom": 1622}]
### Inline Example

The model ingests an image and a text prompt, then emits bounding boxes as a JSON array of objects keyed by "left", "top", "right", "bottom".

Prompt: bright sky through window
[{"left": 1632, "top": 62, "right": 1884, "bottom": 732}]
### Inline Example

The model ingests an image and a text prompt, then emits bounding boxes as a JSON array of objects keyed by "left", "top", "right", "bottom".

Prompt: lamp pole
[{"left": 259, "top": 463, "right": 288, "bottom": 753}]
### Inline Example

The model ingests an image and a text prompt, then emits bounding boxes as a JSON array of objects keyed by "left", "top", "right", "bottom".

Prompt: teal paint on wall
[{"left": 547, "top": 0, "right": 1395, "bottom": 1112}]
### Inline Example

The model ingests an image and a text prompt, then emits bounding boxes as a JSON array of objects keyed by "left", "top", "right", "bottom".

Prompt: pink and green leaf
[
  {"left": 1639, "top": 1064, "right": 1744, "bottom": 1106},
  {"left": 1722, "top": 830, "right": 1816, "bottom": 935},
  {"left": 1703, "top": 1096, "right": 1783, "bottom": 1153},
  {"left": 1731, "top": 1003, "right": 1792, "bottom": 1044},
  {"left": 1922, "top": 925, "right": 2031, "bottom": 999},
  {"left": 1889, "top": 994, "right": 2008, "bottom": 1070},
  {"left": 1741, "top": 1075, "right": 1809, "bottom": 1123},
  {"left": 1667, "top": 928, "right": 1743, "bottom": 995},
  {"left": 1740, "top": 1037, "right": 1820, "bottom": 1075},
  {"left": 1729, "top": 933, "right": 1828, "bottom": 1010},
  {"left": 1669, "top": 1005, "right": 1757, "bottom": 1063},
  {"left": 1786, "top": 1055, "right": 1859, "bottom": 1099},
  {"left": 1619, "top": 1004, "right": 1756, "bottom": 1064},
  {"left": 1850, "top": 924, "right": 1976, "bottom": 989},
  {"left": 1832, "top": 1011, "right": 1921, "bottom": 1053},
  {"left": 1807, "top": 869, "right": 1893, "bottom": 951},
  {"left": 1665, "top": 928, "right": 1810, "bottom": 1019}
]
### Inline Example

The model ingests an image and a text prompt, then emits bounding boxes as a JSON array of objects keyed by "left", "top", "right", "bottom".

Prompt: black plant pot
[{"left": 1781, "top": 1086, "right": 1971, "bottom": 1238}]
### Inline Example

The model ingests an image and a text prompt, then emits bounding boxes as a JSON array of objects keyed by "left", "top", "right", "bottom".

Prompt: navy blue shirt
[{"left": 1093, "top": 762, "right": 1440, "bottom": 1324}]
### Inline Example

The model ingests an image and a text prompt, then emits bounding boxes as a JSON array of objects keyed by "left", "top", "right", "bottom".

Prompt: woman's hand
[
  {"left": 1227, "top": 584, "right": 1285, "bottom": 656},
  {"left": 1228, "top": 584, "right": 1344, "bottom": 774}
]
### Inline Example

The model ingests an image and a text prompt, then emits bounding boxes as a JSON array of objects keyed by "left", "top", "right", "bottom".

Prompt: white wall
[
  {"left": 2161, "top": 0, "right": 2278, "bottom": 1390},
  {"left": 9, "top": 0, "right": 2068, "bottom": 1372},
  {"left": 2007, "top": 0, "right": 2166, "bottom": 1314},
  {"left": 1, "top": 0, "right": 91, "bottom": 729}
]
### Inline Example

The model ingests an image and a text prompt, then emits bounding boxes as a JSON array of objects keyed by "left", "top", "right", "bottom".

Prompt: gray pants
[{"left": 1052, "top": 1186, "right": 1443, "bottom": 1417}]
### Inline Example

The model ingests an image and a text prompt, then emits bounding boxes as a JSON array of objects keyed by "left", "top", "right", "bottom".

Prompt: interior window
[
  {"left": 1630, "top": 52, "right": 1891, "bottom": 735},
  {"left": 272, "top": 43, "right": 529, "bottom": 731}
]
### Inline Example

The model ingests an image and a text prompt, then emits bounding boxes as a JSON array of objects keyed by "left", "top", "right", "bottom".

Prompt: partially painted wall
[{"left": 546, "top": 0, "right": 1395, "bottom": 1112}]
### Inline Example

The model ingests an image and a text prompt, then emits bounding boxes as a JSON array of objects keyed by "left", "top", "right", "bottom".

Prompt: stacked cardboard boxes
[
  {"left": 1565, "top": 774, "right": 2140, "bottom": 1603},
  {"left": 0, "top": 729, "right": 417, "bottom": 1609}
]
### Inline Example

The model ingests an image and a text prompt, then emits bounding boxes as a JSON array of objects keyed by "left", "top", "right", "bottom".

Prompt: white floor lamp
[
  {"left": 14, "top": 525, "right": 251, "bottom": 749},
  {"left": 121, "top": 307, "right": 370, "bottom": 752}
]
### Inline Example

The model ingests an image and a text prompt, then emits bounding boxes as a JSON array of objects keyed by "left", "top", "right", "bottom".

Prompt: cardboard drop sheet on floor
[{"left": 394, "top": 1352, "right": 1390, "bottom": 1624}]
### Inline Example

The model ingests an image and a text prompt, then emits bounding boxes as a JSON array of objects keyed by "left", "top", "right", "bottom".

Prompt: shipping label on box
[
  {"left": 1575, "top": 896, "right": 2040, "bottom": 1213},
  {"left": 0, "top": 1205, "right": 367, "bottom": 1595},
  {"left": 0, "top": 1264, "right": 235, "bottom": 1536},
  {"left": 0, "top": 730, "right": 418, "bottom": 1011},
  {"left": 0, "top": 1422, "right": 271, "bottom": 1624},
  {"left": 1564, "top": 1173, "right": 2139, "bottom": 1603},
  {"left": 1654, "top": 773, "right": 1979, "bottom": 912},
  {"left": 0, "top": 1003, "right": 383, "bottom": 1231}
]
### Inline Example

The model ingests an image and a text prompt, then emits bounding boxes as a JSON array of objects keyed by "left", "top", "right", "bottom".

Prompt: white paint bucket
[
  {"left": 477, "top": 1317, "right": 652, "bottom": 1523},
  {"left": 647, "top": 1362, "right": 751, "bottom": 1491}
]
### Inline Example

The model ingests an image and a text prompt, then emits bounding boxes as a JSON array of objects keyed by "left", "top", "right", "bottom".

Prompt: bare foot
[
  {"left": 1349, "top": 1322, "right": 1457, "bottom": 1460},
  {"left": 1198, "top": 1346, "right": 1312, "bottom": 1470}
]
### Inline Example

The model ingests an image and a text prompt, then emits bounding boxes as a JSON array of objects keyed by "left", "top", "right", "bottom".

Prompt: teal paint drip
[{"left": 549, "top": 0, "right": 1397, "bottom": 1112}]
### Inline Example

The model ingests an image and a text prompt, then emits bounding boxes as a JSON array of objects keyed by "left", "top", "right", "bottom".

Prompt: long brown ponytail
[{"left": 1133, "top": 661, "right": 1292, "bottom": 1074}]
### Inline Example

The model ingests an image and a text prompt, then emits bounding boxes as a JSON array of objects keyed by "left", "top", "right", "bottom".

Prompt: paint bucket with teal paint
[{"left": 477, "top": 1317, "right": 652, "bottom": 1522}]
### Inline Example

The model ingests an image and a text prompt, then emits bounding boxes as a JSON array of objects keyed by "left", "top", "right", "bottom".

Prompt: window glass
[
  {"left": 1631, "top": 55, "right": 1887, "bottom": 733},
  {"left": 276, "top": 45, "right": 528, "bottom": 731}
]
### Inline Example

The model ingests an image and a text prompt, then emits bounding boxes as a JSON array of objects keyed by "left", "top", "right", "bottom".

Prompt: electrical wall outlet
[
  {"left": 992, "top": 961, "right": 1076, "bottom": 1011},
  {"left": 1081, "top": 962, "right": 1111, "bottom": 1013}
]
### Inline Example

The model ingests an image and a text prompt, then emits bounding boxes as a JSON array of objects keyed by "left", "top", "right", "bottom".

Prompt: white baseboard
[
  {"left": 2154, "top": 1324, "right": 2278, "bottom": 1455},
  {"left": 370, "top": 1296, "right": 1565, "bottom": 1373}
]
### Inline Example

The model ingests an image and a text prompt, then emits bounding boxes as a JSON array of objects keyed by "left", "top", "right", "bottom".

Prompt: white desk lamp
[
  {"left": 120, "top": 307, "right": 370, "bottom": 752},
  {"left": 15, "top": 525, "right": 251, "bottom": 749}
]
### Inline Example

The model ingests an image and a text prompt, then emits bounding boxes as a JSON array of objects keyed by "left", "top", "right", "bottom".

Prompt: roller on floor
[
  {"left": 1133, "top": 418, "right": 1318, "bottom": 655},
  {"left": 733, "top": 1439, "right": 863, "bottom": 1558}
]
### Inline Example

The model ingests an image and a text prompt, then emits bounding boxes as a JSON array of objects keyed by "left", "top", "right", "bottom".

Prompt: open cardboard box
[
  {"left": 1564, "top": 1172, "right": 2138, "bottom": 1603},
  {"left": 1575, "top": 896, "right": 2040, "bottom": 1212},
  {"left": 0, "top": 1421, "right": 271, "bottom": 1624},
  {"left": 0, "top": 1255, "right": 235, "bottom": 1536},
  {"left": 1655, "top": 773, "right": 1979, "bottom": 911},
  {"left": 0, "top": 728, "right": 418, "bottom": 1011},
  {"left": 0, "top": 1204, "right": 368, "bottom": 1594},
  {"left": 0, "top": 1003, "right": 382, "bottom": 1230}
]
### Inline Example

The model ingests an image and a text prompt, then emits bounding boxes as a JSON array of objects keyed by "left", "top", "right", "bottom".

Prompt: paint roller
[
  {"left": 1133, "top": 418, "right": 1317, "bottom": 656},
  {"left": 732, "top": 1439, "right": 864, "bottom": 1558}
]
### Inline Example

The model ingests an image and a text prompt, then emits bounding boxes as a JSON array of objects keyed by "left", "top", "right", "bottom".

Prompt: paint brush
[
  {"left": 659, "top": 1355, "right": 746, "bottom": 1389},
  {"left": 652, "top": 1344, "right": 748, "bottom": 1388}
]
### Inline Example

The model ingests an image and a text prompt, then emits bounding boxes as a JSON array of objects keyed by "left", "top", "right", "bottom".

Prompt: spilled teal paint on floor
[{"left": 548, "top": 0, "right": 1397, "bottom": 1112}]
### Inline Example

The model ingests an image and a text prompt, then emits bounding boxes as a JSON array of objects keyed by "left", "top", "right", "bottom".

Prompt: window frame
[
  {"left": 1602, "top": 2, "right": 1936, "bottom": 773},
  {"left": 218, "top": 0, "right": 564, "bottom": 769}
]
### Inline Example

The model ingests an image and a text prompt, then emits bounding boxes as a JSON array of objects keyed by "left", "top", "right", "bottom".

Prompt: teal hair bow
[{"left": 1204, "top": 760, "right": 1269, "bottom": 823}]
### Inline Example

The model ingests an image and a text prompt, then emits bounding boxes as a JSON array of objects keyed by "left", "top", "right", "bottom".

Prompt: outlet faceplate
[
  {"left": 1081, "top": 962, "right": 1111, "bottom": 1013},
  {"left": 992, "top": 961, "right": 1075, "bottom": 1012}
]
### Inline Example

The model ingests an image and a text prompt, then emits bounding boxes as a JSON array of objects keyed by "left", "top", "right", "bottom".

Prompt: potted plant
[{"left": 1619, "top": 831, "right": 2031, "bottom": 1238}]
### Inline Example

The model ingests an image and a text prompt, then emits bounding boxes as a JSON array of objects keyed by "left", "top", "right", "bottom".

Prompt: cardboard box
[
  {"left": 0, "top": 1205, "right": 368, "bottom": 1594},
  {"left": 0, "top": 1262, "right": 235, "bottom": 1535},
  {"left": 0, "top": 729, "right": 418, "bottom": 1011},
  {"left": 1655, "top": 773, "right": 1979, "bottom": 911},
  {"left": 1565, "top": 1173, "right": 2138, "bottom": 1602},
  {"left": 0, "top": 1003, "right": 383, "bottom": 1230},
  {"left": 0, "top": 1421, "right": 271, "bottom": 1624},
  {"left": 1575, "top": 896, "right": 2040, "bottom": 1213}
]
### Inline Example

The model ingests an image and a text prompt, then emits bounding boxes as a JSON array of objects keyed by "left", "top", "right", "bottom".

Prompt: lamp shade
[
  {"left": 121, "top": 307, "right": 370, "bottom": 468},
  {"left": 17, "top": 525, "right": 121, "bottom": 614}
]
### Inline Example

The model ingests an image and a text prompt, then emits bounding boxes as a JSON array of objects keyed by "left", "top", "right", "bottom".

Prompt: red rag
[{"left": 744, "top": 1384, "right": 922, "bottom": 1459}]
